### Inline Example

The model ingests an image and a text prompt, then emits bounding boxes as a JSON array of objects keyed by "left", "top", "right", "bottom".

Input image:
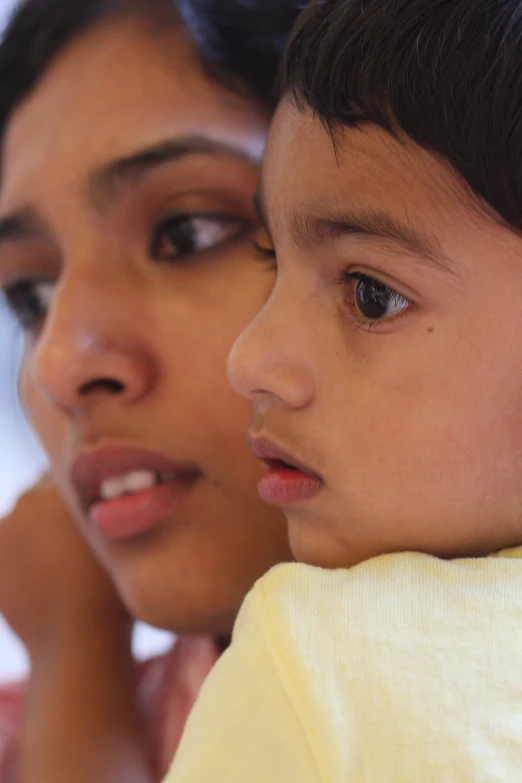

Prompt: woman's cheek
[{"left": 19, "top": 364, "right": 68, "bottom": 468}]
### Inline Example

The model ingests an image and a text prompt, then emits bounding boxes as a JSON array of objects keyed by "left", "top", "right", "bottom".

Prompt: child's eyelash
[
  {"left": 340, "top": 270, "right": 389, "bottom": 288},
  {"left": 339, "top": 269, "right": 412, "bottom": 330}
]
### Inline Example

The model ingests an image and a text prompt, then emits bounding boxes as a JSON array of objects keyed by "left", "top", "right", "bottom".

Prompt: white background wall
[
  {"left": 0, "top": 0, "right": 44, "bottom": 681},
  {"left": 0, "top": 0, "right": 173, "bottom": 682},
  {"left": 0, "top": 0, "right": 10, "bottom": 26}
]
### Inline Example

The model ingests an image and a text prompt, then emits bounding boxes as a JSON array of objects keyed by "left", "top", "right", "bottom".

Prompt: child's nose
[{"left": 227, "top": 285, "right": 315, "bottom": 413}]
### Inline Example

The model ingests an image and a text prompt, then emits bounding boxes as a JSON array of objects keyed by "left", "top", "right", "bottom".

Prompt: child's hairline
[{"left": 277, "top": 86, "right": 519, "bottom": 242}]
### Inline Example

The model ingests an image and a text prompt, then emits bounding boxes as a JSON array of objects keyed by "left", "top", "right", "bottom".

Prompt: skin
[
  {"left": 0, "top": 480, "right": 154, "bottom": 782},
  {"left": 0, "top": 15, "right": 290, "bottom": 640},
  {"left": 229, "top": 97, "right": 522, "bottom": 570}
]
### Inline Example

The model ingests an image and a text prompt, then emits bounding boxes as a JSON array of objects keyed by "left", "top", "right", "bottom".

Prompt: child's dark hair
[
  {"left": 282, "top": 0, "right": 522, "bottom": 232},
  {"left": 0, "top": 0, "right": 301, "bottom": 146}
]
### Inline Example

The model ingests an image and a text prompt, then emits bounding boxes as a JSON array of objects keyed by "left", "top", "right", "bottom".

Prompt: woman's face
[{"left": 0, "top": 15, "right": 290, "bottom": 634}]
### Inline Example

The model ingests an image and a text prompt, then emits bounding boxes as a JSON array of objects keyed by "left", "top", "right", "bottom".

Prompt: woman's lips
[
  {"left": 247, "top": 436, "right": 323, "bottom": 506},
  {"left": 70, "top": 444, "right": 202, "bottom": 541},
  {"left": 89, "top": 480, "right": 199, "bottom": 541}
]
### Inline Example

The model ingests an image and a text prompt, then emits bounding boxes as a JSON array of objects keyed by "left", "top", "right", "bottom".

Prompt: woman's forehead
[{"left": 0, "top": 17, "right": 267, "bottom": 210}]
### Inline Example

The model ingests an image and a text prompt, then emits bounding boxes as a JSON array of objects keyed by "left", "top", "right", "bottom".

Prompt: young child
[{"left": 164, "top": 0, "right": 522, "bottom": 779}]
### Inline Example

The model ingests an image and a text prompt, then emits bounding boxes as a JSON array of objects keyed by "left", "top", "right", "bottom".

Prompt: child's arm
[{"left": 0, "top": 479, "right": 155, "bottom": 783}]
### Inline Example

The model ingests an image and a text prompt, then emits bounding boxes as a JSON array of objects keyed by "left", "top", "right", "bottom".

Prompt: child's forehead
[
  {"left": 259, "top": 99, "right": 522, "bottom": 288},
  {"left": 263, "top": 102, "right": 480, "bottom": 240}
]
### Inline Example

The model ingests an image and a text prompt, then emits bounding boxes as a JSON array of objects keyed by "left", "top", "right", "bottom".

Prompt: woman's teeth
[{"left": 100, "top": 470, "right": 172, "bottom": 501}]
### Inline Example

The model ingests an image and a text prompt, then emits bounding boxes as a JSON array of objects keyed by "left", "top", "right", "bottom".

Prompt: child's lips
[
  {"left": 257, "top": 465, "right": 323, "bottom": 506},
  {"left": 247, "top": 436, "right": 323, "bottom": 506}
]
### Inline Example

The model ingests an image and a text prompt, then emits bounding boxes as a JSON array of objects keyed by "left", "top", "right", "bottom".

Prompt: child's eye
[
  {"left": 151, "top": 214, "right": 249, "bottom": 261},
  {"left": 343, "top": 271, "right": 411, "bottom": 324},
  {"left": 3, "top": 279, "right": 55, "bottom": 332}
]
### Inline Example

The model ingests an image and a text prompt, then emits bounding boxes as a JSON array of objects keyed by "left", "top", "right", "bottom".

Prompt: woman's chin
[{"left": 103, "top": 553, "right": 237, "bottom": 635}]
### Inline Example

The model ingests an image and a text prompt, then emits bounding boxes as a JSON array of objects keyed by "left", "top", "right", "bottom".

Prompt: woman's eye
[
  {"left": 151, "top": 215, "right": 248, "bottom": 261},
  {"left": 252, "top": 240, "right": 276, "bottom": 261},
  {"left": 344, "top": 272, "right": 410, "bottom": 324},
  {"left": 2, "top": 280, "right": 55, "bottom": 331},
  {"left": 251, "top": 226, "right": 277, "bottom": 267}
]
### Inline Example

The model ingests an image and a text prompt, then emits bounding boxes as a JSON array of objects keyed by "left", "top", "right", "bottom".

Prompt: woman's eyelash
[
  {"left": 151, "top": 213, "right": 252, "bottom": 262},
  {"left": 2, "top": 279, "right": 53, "bottom": 331},
  {"left": 252, "top": 241, "right": 276, "bottom": 260}
]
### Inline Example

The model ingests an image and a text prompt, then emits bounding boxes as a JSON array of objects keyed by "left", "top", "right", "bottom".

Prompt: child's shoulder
[
  {"left": 250, "top": 547, "right": 522, "bottom": 591},
  {"left": 230, "top": 552, "right": 522, "bottom": 781},
  {"left": 238, "top": 551, "right": 522, "bottom": 656}
]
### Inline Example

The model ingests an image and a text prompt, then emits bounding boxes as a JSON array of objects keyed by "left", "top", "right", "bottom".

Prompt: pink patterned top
[{"left": 0, "top": 636, "right": 220, "bottom": 782}]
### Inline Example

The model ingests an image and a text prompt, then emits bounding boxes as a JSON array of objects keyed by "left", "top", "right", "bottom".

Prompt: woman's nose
[{"left": 30, "top": 272, "right": 156, "bottom": 415}]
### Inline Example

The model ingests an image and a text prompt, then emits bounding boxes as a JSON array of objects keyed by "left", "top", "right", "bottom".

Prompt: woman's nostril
[{"left": 79, "top": 378, "right": 125, "bottom": 396}]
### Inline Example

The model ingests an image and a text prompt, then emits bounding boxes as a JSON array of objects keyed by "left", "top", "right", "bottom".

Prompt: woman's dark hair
[
  {"left": 178, "top": 0, "right": 301, "bottom": 107},
  {"left": 282, "top": 0, "right": 522, "bottom": 233},
  {"left": 0, "top": 0, "right": 301, "bottom": 144}
]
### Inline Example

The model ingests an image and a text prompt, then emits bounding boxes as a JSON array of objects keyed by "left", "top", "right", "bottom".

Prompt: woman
[{"left": 0, "top": 0, "right": 299, "bottom": 780}]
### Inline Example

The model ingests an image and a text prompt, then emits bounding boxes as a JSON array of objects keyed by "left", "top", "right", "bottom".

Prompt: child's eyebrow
[
  {"left": 253, "top": 183, "right": 454, "bottom": 274},
  {"left": 291, "top": 207, "right": 454, "bottom": 272}
]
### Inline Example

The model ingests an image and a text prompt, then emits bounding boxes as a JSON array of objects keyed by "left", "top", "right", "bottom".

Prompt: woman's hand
[
  {"left": 0, "top": 477, "right": 155, "bottom": 782},
  {"left": 0, "top": 475, "right": 129, "bottom": 655}
]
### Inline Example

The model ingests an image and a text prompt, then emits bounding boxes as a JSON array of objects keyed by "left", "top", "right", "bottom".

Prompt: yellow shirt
[{"left": 165, "top": 550, "right": 522, "bottom": 782}]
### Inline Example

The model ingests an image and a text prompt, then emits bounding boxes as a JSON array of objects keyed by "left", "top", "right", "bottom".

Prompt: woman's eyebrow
[
  {"left": 0, "top": 136, "right": 259, "bottom": 249},
  {"left": 87, "top": 134, "right": 261, "bottom": 208}
]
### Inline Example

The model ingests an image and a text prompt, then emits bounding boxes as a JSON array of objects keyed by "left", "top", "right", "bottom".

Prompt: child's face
[{"left": 229, "top": 98, "right": 522, "bottom": 569}]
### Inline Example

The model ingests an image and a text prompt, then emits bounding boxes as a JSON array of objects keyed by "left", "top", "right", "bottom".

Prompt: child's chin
[{"left": 286, "top": 518, "right": 358, "bottom": 570}]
